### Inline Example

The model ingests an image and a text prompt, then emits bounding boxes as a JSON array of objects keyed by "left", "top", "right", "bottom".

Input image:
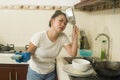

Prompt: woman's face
[{"left": 51, "top": 15, "right": 67, "bottom": 33}]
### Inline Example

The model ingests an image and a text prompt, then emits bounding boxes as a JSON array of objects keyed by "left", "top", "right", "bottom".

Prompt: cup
[{"left": 72, "top": 59, "right": 91, "bottom": 72}]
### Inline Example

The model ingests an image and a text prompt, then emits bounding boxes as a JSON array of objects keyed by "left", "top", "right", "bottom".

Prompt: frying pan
[
  {"left": 92, "top": 61, "right": 120, "bottom": 77},
  {"left": 65, "top": 8, "right": 76, "bottom": 26}
]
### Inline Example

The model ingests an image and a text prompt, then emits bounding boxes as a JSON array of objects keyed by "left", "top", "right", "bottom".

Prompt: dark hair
[{"left": 49, "top": 10, "right": 68, "bottom": 27}]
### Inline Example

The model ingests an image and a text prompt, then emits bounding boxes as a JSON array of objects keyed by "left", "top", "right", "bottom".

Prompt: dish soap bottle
[{"left": 100, "top": 40, "right": 107, "bottom": 61}]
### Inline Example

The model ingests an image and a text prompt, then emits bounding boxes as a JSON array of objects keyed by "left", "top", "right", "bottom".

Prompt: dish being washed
[{"left": 63, "top": 64, "right": 94, "bottom": 77}]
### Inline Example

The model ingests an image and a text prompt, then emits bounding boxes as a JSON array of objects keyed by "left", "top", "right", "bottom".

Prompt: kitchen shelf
[{"left": 74, "top": 0, "right": 120, "bottom": 11}]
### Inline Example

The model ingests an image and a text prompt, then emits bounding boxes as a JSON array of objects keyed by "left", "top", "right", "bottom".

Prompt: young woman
[{"left": 15, "top": 10, "right": 79, "bottom": 80}]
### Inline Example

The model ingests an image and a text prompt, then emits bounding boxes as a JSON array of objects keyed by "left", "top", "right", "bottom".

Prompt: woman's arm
[
  {"left": 64, "top": 26, "right": 79, "bottom": 57},
  {"left": 27, "top": 42, "right": 37, "bottom": 55},
  {"left": 13, "top": 42, "right": 37, "bottom": 62}
]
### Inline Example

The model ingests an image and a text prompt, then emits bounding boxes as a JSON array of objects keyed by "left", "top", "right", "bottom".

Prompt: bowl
[
  {"left": 79, "top": 49, "right": 93, "bottom": 57},
  {"left": 72, "top": 59, "right": 91, "bottom": 72}
]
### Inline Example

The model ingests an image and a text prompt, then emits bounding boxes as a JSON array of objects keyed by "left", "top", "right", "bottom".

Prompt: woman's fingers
[
  {"left": 76, "top": 27, "right": 80, "bottom": 36},
  {"left": 73, "top": 25, "right": 79, "bottom": 36}
]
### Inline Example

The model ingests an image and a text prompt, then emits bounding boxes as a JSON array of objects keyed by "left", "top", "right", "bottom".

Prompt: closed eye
[{"left": 59, "top": 19, "right": 67, "bottom": 26}]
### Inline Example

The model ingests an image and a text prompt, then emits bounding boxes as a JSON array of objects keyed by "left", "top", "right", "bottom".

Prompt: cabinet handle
[
  {"left": 16, "top": 72, "right": 18, "bottom": 80},
  {"left": 9, "top": 72, "right": 12, "bottom": 80}
]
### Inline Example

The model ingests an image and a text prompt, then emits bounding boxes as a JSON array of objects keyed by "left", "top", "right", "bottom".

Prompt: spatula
[
  {"left": 65, "top": 8, "right": 80, "bottom": 36},
  {"left": 65, "top": 8, "right": 76, "bottom": 26}
]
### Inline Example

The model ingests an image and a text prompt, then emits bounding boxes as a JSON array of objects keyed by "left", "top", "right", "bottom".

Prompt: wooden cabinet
[
  {"left": 0, "top": 64, "right": 28, "bottom": 80},
  {"left": 0, "top": 67, "right": 13, "bottom": 80},
  {"left": 74, "top": 0, "right": 120, "bottom": 11}
]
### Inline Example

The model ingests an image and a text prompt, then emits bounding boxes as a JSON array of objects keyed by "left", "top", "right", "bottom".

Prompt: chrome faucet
[{"left": 95, "top": 33, "right": 110, "bottom": 61}]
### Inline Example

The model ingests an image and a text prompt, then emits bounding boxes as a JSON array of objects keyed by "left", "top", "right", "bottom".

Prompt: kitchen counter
[
  {"left": 0, "top": 53, "right": 28, "bottom": 64},
  {"left": 0, "top": 53, "right": 28, "bottom": 80},
  {"left": 56, "top": 57, "right": 70, "bottom": 80},
  {"left": 0, "top": 54, "right": 97, "bottom": 80},
  {"left": 0, "top": 53, "right": 70, "bottom": 80},
  {"left": 0, "top": 53, "right": 71, "bottom": 80},
  {"left": 1, "top": 54, "right": 119, "bottom": 80}
]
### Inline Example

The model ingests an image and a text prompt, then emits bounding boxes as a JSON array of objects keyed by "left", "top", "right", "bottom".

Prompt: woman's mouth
[{"left": 59, "top": 27, "right": 64, "bottom": 30}]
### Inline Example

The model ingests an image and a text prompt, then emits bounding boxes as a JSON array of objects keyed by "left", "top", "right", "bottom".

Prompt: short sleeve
[
  {"left": 30, "top": 32, "right": 41, "bottom": 47},
  {"left": 62, "top": 33, "right": 71, "bottom": 46}
]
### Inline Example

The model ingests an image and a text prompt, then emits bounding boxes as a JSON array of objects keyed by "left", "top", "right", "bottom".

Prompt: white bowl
[{"left": 72, "top": 59, "right": 90, "bottom": 72}]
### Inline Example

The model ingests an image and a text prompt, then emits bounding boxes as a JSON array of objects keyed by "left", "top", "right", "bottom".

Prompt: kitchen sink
[{"left": 63, "top": 57, "right": 120, "bottom": 80}]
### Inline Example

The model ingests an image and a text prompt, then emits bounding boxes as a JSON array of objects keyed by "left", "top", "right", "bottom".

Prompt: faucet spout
[{"left": 95, "top": 33, "right": 110, "bottom": 61}]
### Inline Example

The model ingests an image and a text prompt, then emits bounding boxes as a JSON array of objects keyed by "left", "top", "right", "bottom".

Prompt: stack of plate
[{"left": 63, "top": 64, "right": 94, "bottom": 77}]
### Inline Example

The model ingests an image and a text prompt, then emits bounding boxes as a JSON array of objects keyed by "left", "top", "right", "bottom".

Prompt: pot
[
  {"left": 92, "top": 61, "right": 120, "bottom": 77},
  {"left": 1, "top": 44, "right": 14, "bottom": 51},
  {"left": 0, "top": 44, "right": 4, "bottom": 50}
]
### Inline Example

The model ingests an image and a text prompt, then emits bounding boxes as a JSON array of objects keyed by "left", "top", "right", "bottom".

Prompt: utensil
[
  {"left": 65, "top": 8, "right": 80, "bottom": 36},
  {"left": 65, "top": 8, "right": 76, "bottom": 26},
  {"left": 92, "top": 61, "right": 120, "bottom": 77}
]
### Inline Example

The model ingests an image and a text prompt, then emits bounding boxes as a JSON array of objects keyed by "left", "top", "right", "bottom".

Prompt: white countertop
[
  {"left": 56, "top": 57, "right": 70, "bottom": 80},
  {"left": 0, "top": 53, "right": 28, "bottom": 64}
]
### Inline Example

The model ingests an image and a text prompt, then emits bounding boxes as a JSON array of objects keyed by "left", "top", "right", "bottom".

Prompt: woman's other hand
[
  {"left": 72, "top": 26, "right": 79, "bottom": 41},
  {"left": 14, "top": 52, "right": 31, "bottom": 63},
  {"left": 64, "top": 25, "right": 79, "bottom": 57}
]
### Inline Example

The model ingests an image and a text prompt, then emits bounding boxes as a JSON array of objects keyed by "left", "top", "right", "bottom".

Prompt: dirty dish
[
  {"left": 63, "top": 64, "right": 94, "bottom": 77},
  {"left": 72, "top": 59, "right": 91, "bottom": 72}
]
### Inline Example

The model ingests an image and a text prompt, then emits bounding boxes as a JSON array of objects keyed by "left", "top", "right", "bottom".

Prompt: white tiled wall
[
  {"left": 0, "top": 9, "right": 87, "bottom": 57},
  {"left": 85, "top": 9, "right": 120, "bottom": 61},
  {"left": 0, "top": 0, "right": 80, "bottom": 6},
  {"left": 0, "top": 8, "right": 120, "bottom": 61}
]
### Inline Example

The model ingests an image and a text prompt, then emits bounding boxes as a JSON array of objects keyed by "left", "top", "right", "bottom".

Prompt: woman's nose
[{"left": 61, "top": 22, "right": 66, "bottom": 27}]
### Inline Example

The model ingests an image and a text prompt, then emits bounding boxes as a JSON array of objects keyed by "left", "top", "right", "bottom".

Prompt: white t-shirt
[{"left": 29, "top": 31, "right": 70, "bottom": 74}]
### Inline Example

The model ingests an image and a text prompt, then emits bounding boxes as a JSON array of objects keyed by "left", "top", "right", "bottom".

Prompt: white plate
[{"left": 63, "top": 64, "right": 94, "bottom": 77}]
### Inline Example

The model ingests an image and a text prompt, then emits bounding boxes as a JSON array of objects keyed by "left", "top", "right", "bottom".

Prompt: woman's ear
[{"left": 50, "top": 19, "right": 54, "bottom": 25}]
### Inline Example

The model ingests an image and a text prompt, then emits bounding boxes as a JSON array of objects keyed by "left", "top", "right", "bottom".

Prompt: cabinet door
[
  {"left": 14, "top": 66, "right": 28, "bottom": 80},
  {"left": 0, "top": 67, "right": 13, "bottom": 80}
]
